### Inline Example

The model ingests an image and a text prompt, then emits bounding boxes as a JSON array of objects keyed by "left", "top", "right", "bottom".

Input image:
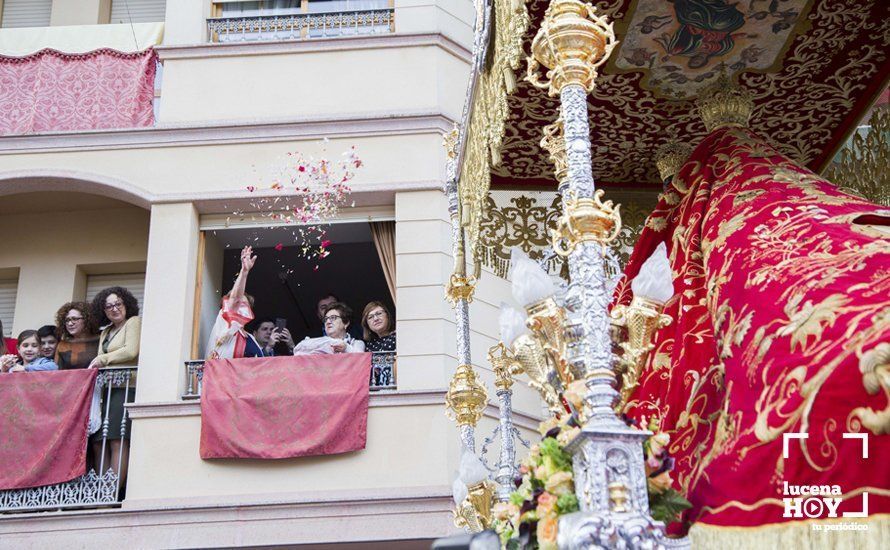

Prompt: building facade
[{"left": 0, "top": 1, "right": 543, "bottom": 547}]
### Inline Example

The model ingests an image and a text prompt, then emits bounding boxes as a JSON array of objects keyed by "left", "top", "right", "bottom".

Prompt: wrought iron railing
[
  {"left": 0, "top": 367, "right": 136, "bottom": 513},
  {"left": 207, "top": 9, "right": 395, "bottom": 42},
  {"left": 183, "top": 351, "right": 397, "bottom": 399}
]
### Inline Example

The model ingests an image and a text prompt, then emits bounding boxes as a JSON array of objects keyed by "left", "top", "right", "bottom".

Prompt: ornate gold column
[
  {"left": 443, "top": 125, "right": 484, "bottom": 452},
  {"left": 525, "top": 1, "right": 684, "bottom": 547},
  {"left": 526, "top": 0, "right": 623, "bottom": 429}
]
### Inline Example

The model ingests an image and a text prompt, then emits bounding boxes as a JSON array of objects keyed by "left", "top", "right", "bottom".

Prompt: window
[
  {"left": 210, "top": 0, "right": 393, "bottom": 42},
  {"left": 219, "top": 1, "right": 301, "bottom": 17},
  {"left": 0, "top": 0, "right": 52, "bottom": 28},
  {"left": 109, "top": 0, "right": 167, "bottom": 24},
  {"left": 196, "top": 222, "right": 393, "bottom": 358},
  {"left": 0, "top": 278, "right": 17, "bottom": 337},
  {"left": 85, "top": 273, "right": 146, "bottom": 312}
]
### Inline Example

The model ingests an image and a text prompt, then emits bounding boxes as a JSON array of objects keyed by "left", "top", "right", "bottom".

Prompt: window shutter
[
  {"left": 110, "top": 0, "right": 167, "bottom": 24},
  {"left": 0, "top": 279, "right": 18, "bottom": 337},
  {"left": 85, "top": 273, "right": 146, "bottom": 313},
  {"left": 1, "top": 0, "right": 52, "bottom": 28}
]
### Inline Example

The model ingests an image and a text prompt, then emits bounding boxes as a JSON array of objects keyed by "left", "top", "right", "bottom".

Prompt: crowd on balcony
[
  {"left": 0, "top": 286, "right": 142, "bottom": 489},
  {"left": 0, "top": 287, "right": 141, "bottom": 374},
  {"left": 207, "top": 246, "right": 396, "bottom": 360}
]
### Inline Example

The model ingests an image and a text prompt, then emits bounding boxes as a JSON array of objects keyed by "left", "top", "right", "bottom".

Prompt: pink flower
[
  {"left": 536, "top": 491, "right": 557, "bottom": 516},
  {"left": 274, "top": 243, "right": 283, "bottom": 251},
  {"left": 321, "top": 240, "right": 332, "bottom": 248}
]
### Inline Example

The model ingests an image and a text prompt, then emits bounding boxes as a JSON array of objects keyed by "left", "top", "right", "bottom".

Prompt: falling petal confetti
[{"left": 226, "top": 143, "right": 361, "bottom": 272}]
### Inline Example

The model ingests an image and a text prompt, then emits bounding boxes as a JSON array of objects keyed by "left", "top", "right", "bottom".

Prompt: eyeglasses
[
  {"left": 323, "top": 315, "right": 343, "bottom": 323},
  {"left": 104, "top": 302, "right": 124, "bottom": 311},
  {"left": 367, "top": 311, "right": 386, "bottom": 321},
  {"left": 64, "top": 317, "right": 84, "bottom": 324}
]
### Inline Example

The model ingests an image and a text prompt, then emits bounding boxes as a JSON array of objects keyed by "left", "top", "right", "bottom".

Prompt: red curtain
[
  {"left": 200, "top": 354, "right": 373, "bottom": 460},
  {"left": 616, "top": 126, "right": 890, "bottom": 531},
  {"left": 0, "top": 48, "right": 156, "bottom": 135},
  {"left": 0, "top": 369, "right": 97, "bottom": 490}
]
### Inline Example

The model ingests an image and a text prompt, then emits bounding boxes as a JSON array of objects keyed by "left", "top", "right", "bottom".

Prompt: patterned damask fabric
[
  {"left": 615, "top": 126, "right": 890, "bottom": 531},
  {"left": 0, "top": 48, "right": 156, "bottom": 135}
]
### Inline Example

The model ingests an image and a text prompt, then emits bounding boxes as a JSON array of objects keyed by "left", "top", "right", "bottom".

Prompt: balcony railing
[
  {"left": 0, "top": 367, "right": 136, "bottom": 513},
  {"left": 182, "top": 351, "right": 397, "bottom": 399},
  {"left": 207, "top": 9, "right": 395, "bottom": 42}
]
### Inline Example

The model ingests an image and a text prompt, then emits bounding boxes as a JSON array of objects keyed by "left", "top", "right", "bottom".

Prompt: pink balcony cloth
[
  {"left": 0, "top": 48, "right": 156, "bottom": 135},
  {"left": 0, "top": 368, "right": 97, "bottom": 490},
  {"left": 200, "top": 354, "right": 372, "bottom": 460}
]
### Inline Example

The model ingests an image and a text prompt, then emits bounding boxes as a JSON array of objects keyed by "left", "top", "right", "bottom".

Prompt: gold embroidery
[{"left": 848, "top": 342, "right": 890, "bottom": 435}]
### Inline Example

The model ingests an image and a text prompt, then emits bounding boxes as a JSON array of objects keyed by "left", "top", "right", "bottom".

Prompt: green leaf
[
  {"left": 510, "top": 492, "right": 525, "bottom": 506},
  {"left": 538, "top": 437, "right": 572, "bottom": 471},
  {"left": 556, "top": 493, "right": 579, "bottom": 514},
  {"left": 649, "top": 488, "right": 692, "bottom": 524}
]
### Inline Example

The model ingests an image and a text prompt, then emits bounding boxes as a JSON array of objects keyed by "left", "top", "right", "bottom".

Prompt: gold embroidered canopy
[{"left": 456, "top": 0, "right": 889, "bottom": 274}]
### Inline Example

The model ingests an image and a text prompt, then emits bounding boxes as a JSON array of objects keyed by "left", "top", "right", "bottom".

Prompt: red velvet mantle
[{"left": 615, "top": 126, "right": 890, "bottom": 531}]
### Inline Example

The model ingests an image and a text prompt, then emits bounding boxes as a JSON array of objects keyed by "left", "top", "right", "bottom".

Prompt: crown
[
  {"left": 695, "top": 73, "right": 754, "bottom": 133},
  {"left": 655, "top": 140, "right": 693, "bottom": 182}
]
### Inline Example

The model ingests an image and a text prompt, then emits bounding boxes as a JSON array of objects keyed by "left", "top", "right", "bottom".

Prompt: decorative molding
[
  {"left": 477, "top": 191, "right": 653, "bottom": 279},
  {"left": 456, "top": 0, "right": 532, "bottom": 277},
  {"left": 0, "top": 111, "right": 455, "bottom": 155},
  {"left": 0, "top": 169, "right": 155, "bottom": 208},
  {"left": 0, "top": 485, "right": 456, "bottom": 548},
  {"left": 823, "top": 104, "right": 889, "bottom": 206},
  {"left": 157, "top": 32, "right": 472, "bottom": 63}
]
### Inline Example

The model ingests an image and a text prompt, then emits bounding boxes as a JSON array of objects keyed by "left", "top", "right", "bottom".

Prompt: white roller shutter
[
  {"left": 1, "top": 0, "right": 52, "bottom": 28},
  {"left": 86, "top": 273, "right": 146, "bottom": 312},
  {"left": 0, "top": 279, "right": 17, "bottom": 337},
  {"left": 110, "top": 0, "right": 166, "bottom": 24}
]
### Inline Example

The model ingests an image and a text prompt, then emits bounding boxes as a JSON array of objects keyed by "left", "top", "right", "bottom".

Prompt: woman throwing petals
[{"left": 206, "top": 246, "right": 266, "bottom": 359}]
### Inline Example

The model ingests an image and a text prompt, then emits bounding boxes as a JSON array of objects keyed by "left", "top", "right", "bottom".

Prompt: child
[{"left": 1, "top": 330, "right": 59, "bottom": 372}]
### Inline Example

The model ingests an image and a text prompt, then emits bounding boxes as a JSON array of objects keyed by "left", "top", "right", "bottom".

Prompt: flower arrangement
[
  {"left": 639, "top": 416, "right": 692, "bottom": 526},
  {"left": 492, "top": 415, "right": 690, "bottom": 549},
  {"left": 491, "top": 416, "right": 580, "bottom": 550}
]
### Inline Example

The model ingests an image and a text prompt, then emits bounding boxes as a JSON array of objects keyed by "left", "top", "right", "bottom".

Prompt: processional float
[{"left": 442, "top": 0, "right": 691, "bottom": 547}]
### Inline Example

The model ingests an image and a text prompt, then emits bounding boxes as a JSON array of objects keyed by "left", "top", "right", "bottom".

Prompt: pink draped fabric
[
  {"left": 0, "top": 48, "right": 156, "bottom": 135},
  {"left": 200, "top": 354, "right": 373, "bottom": 460},
  {"left": 0, "top": 369, "right": 97, "bottom": 490}
]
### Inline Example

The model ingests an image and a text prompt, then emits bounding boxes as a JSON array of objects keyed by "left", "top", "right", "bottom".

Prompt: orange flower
[
  {"left": 544, "top": 471, "right": 574, "bottom": 496},
  {"left": 537, "top": 515, "right": 559, "bottom": 549},
  {"left": 648, "top": 471, "right": 674, "bottom": 494}
]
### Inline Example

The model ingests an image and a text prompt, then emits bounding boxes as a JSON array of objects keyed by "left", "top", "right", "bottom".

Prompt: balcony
[
  {"left": 182, "top": 351, "right": 397, "bottom": 398},
  {"left": 0, "top": 367, "right": 136, "bottom": 514},
  {"left": 207, "top": 8, "right": 395, "bottom": 43},
  {"left": 0, "top": 353, "right": 396, "bottom": 515}
]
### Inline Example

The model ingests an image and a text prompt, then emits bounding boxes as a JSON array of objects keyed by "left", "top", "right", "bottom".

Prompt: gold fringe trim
[{"left": 689, "top": 514, "right": 889, "bottom": 550}]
